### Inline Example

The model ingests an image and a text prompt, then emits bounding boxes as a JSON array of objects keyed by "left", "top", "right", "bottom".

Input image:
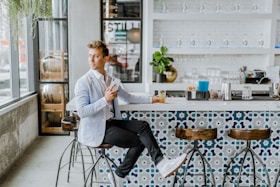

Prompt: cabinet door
[{"left": 101, "top": 0, "right": 142, "bottom": 83}]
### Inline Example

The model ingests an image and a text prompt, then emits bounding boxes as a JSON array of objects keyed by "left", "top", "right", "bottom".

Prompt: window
[
  {"left": 101, "top": 0, "right": 142, "bottom": 83},
  {"left": 0, "top": 1, "right": 36, "bottom": 107}
]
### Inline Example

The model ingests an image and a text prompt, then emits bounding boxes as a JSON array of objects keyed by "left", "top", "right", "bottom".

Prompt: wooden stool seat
[
  {"left": 228, "top": 128, "right": 271, "bottom": 140},
  {"left": 176, "top": 127, "right": 217, "bottom": 140},
  {"left": 95, "top": 144, "right": 113, "bottom": 149},
  {"left": 61, "top": 115, "right": 78, "bottom": 131},
  {"left": 174, "top": 127, "right": 217, "bottom": 186}
]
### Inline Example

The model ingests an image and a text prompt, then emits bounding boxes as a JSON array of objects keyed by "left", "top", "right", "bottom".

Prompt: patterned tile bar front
[
  {"left": 66, "top": 97, "right": 280, "bottom": 186},
  {"left": 110, "top": 110, "right": 280, "bottom": 187}
]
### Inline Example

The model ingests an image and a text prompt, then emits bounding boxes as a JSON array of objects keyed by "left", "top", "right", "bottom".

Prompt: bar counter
[{"left": 66, "top": 97, "right": 280, "bottom": 187}]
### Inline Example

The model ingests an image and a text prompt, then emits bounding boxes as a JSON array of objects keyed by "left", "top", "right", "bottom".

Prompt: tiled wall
[{"left": 102, "top": 110, "right": 280, "bottom": 187}]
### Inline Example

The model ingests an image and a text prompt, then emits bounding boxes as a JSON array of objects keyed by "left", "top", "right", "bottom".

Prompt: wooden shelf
[{"left": 39, "top": 51, "right": 68, "bottom": 134}]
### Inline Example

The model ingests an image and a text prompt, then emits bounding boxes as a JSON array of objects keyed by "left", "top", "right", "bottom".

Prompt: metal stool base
[
  {"left": 274, "top": 167, "right": 280, "bottom": 187},
  {"left": 173, "top": 140, "right": 216, "bottom": 187},
  {"left": 55, "top": 133, "right": 93, "bottom": 187},
  {"left": 223, "top": 140, "right": 271, "bottom": 187},
  {"left": 84, "top": 147, "right": 118, "bottom": 187}
]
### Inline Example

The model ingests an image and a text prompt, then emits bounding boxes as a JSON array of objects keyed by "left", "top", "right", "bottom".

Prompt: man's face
[{"left": 88, "top": 48, "right": 106, "bottom": 71}]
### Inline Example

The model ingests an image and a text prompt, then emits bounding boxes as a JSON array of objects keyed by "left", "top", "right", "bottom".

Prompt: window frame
[{"left": 0, "top": 16, "right": 37, "bottom": 109}]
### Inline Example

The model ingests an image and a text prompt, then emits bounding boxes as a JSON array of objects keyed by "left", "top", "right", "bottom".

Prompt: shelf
[
  {"left": 41, "top": 121, "right": 68, "bottom": 134},
  {"left": 39, "top": 50, "right": 68, "bottom": 81},
  {"left": 152, "top": 13, "right": 273, "bottom": 20},
  {"left": 148, "top": 83, "right": 270, "bottom": 93},
  {"left": 153, "top": 47, "right": 271, "bottom": 55}
]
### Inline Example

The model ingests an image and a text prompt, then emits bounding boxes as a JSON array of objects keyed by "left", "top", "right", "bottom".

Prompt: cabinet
[
  {"left": 101, "top": 0, "right": 142, "bottom": 83},
  {"left": 39, "top": 51, "right": 68, "bottom": 134},
  {"left": 144, "top": 0, "right": 279, "bottom": 94},
  {"left": 37, "top": 2, "right": 69, "bottom": 134}
]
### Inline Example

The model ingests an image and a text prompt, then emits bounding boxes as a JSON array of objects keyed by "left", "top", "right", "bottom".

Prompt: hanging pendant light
[{"left": 127, "top": 28, "right": 140, "bottom": 43}]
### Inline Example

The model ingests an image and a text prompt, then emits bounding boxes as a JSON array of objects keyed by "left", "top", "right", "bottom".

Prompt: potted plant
[
  {"left": 1, "top": 0, "right": 53, "bottom": 42},
  {"left": 149, "top": 46, "right": 175, "bottom": 83}
]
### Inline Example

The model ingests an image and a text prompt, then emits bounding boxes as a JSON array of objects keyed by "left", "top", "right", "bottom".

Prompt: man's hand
[
  {"left": 104, "top": 84, "right": 118, "bottom": 102},
  {"left": 152, "top": 94, "right": 166, "bottom": 103}
]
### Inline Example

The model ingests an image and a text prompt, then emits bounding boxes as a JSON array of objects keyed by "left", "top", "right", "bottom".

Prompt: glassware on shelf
[
  {"left": 182, "top": 0, "right": 188, "bottom": 13},
  {"left": 223, "top": 33, "right": 230, "bottom": 47},
  {"left": 190, "top": 33, "right": 196, "bottom": 47},
  {"left": 199, "top": 0, "right": 205, "bottom": 13},
  {"left": 177, "top": 33, "right": 182, "bottom": 48},
  {"left": 242, "top": 33, "right": 248, "bottom": 47},
  {"left": 233, "top": 0, "right": 241, "bottom": 13},
  {"left": 206, "top": 33, "right": 212, "bottom": 48},
  {"left": 258, "top": 33, "right": 264, "bottom": 48},
  {"left": 251, "top": 0, "right": 259, "bottom": 13},
  {"left": 159, "top": 33, "right": 164, "bottom": 47},
  {"left": 216, "top": 1, "right": 222, "bottom": 13},
  {"left": 161, "top": 1, "right": 168, "bottom": 13}
]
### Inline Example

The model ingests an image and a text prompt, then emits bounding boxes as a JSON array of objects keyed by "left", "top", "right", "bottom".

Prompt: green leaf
[{"left": 160, "top": 46, "right": 168, "bottom": 55}]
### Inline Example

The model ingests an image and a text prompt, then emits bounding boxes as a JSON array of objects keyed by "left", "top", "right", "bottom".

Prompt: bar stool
[
  {"left": 83, "top": 144, "right": 118, "bottom": 187},
  {"left": 173, "top": 127, "right": 217, "bottom": 187},
  {"left": 55, "top": 115, "right": 93, "bottom": 187},
  {"left": 223, "top": 128, "right": 271, "bottom": 187}
]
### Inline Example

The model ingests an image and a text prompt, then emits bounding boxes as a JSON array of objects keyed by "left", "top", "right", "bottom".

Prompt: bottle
[{"left": 239, "top": 66, "right": 247, "bottom": 84}]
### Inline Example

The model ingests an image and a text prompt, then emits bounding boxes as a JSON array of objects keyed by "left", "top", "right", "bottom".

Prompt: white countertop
[{"left": 66, "top": 97, "right": 280, "bottom": 112}]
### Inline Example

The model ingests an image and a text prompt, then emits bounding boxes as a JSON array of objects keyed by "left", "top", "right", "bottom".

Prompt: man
[{"left": 75, "top": 40, "right": 186, "bottom": 186}]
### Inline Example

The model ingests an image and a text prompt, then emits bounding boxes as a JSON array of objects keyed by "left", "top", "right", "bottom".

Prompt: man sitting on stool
[{"left": 75, "top": 40, "right": 187, "bottom": 186}]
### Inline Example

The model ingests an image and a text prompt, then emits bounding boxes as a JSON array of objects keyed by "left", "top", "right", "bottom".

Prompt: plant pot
[
  {"left": 164, "top": 66, "right": 177, "bottom": 83},
  {"left": 156, "top": 73, "right": 166, "bottom": 83}
]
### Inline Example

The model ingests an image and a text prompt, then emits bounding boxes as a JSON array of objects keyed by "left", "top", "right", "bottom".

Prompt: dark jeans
[{"left": 102, "top": 119, "right": 164, "bottom": 178}]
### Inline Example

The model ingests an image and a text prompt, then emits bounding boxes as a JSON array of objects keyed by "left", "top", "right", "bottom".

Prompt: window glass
[
  {"left": 38, "top": 20, "right": 68, "bottom": 51},
  {"left": 102, "top": 0, "right": 142, "bottom": 83},
  {"left": 0, "top": 2, "right": 12, "bottom": 105}
]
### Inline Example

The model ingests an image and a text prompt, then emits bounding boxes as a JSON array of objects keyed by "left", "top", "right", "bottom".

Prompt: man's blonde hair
[{"left": 87, "top": 40, "right": 109, "bottom": 57}]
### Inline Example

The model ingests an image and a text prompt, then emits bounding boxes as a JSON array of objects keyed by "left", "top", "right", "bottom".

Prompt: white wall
[{"left": 68, "top": 0, "right": 101, "bottom": 99}]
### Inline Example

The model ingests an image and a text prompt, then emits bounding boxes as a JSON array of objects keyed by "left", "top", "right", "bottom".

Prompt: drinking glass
[
  {"left": 223, "top": 33, "right": 230, "bottom": 47},
  {"left": 158, "top": 90, "right": 166, "bottom": 103},
  {"left": 200, "top": 0, "right": 205, "bottom": 13},
  {"left": 206, "top": 33, "right": 212, "bottom": 47},
  {"left": 242, "top": 33, "right": 248, "bottom": 47},
  {"left": 182, "top": 0, "right": 188, "bottom": 13},
  {"left": 242, "top": 86, "right": 252, "bottom": 100},
  {"left": 190, "top": 33, "right": 196, "bottom": 47},
  {"left": 234, "top": 0, "right": 240, "bottom": 12},
  {"left": 216, "top": 1, "right": 222, "bottom": 13},
  {"left": 258, "top": 33, "right": 264, "bottom": 48},
  {"left": 161, "top": 2, "right": 168, "bottom": 13},
  {"left": 159, "top": 33, "right": 164, "bottom": 47},
  {"left": 177, "top": 33, "right": 182, "bottom": 48}
]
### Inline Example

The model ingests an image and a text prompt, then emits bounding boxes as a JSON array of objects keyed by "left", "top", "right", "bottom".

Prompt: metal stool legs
[
  {"left": 173, "top": 140, "right": 216, "bottom": 187},
  {"left": 223, "top": 140, "right": 271, "bottom": 187},
  {"left": 55, "top": 131, "right": 93, "bottom": 187},
  {"left": 84, "top": 146, "right": 118, "bottom": 187},
  {"left": 274, "top": 166, "right": 280, "bottom": 187}
]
